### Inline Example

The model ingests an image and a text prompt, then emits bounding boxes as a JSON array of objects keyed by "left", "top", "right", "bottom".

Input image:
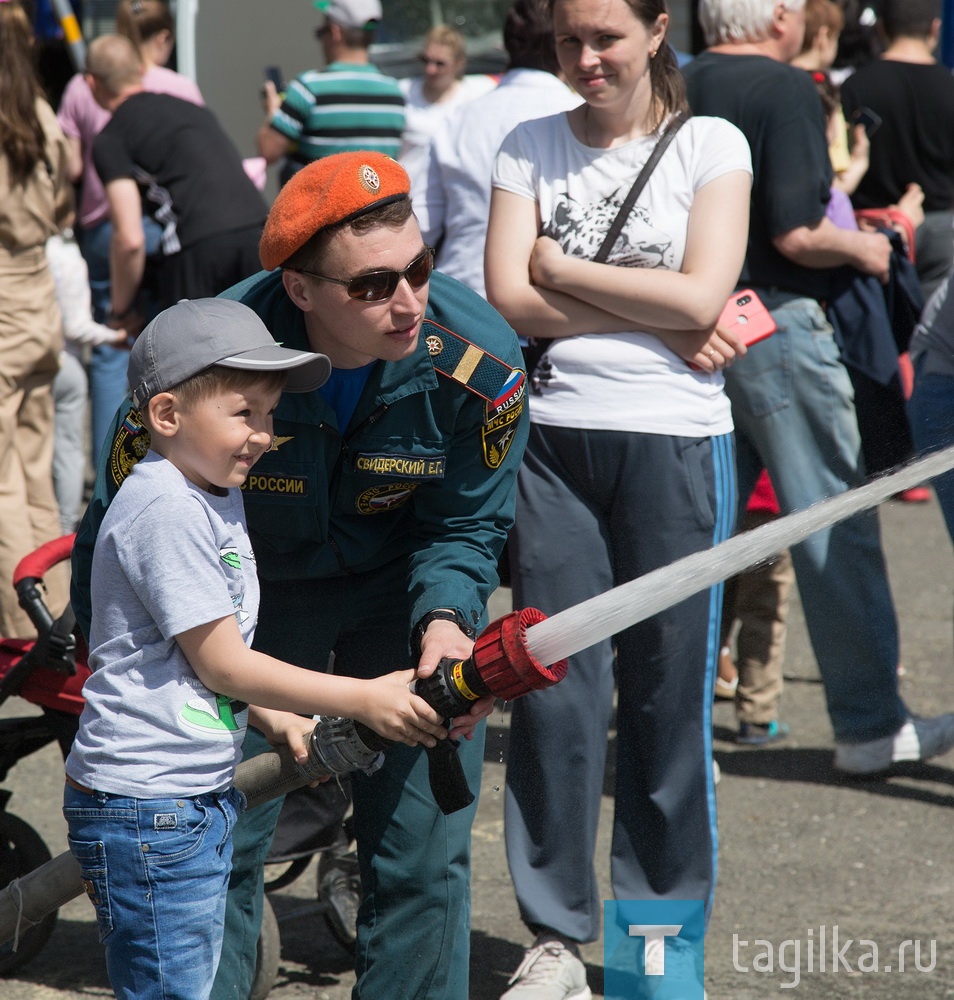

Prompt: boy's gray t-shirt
[{"left": 66, "top": 451, "right": 259, "bottom": 797}]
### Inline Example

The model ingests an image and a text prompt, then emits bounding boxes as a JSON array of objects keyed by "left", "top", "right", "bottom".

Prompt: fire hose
[
  {"left": 0, "top": 607, "right": 567, "bottom": 948},
  {"left": 2, "top": 444, "right": 954, "bottom": 947}
]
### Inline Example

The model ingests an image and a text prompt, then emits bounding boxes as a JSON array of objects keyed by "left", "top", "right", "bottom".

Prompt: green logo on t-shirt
[
  {"left": 179, "top": 694, "right": 245, "bottom": 733},
  {"left": 220, "top": 547, "right": 241, "bottom": 570}
]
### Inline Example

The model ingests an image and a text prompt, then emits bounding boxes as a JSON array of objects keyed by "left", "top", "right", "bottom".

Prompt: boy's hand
[
  {"left": 355, "top": 670, "right": 449, "bottom": 747},
  {"left": 249, "top": 708, "right": 329, "bottom": 784}
]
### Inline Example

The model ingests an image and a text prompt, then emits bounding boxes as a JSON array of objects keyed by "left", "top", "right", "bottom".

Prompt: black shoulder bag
[{"left": 523, "top": 109, "right": 692, "bottom": 375}]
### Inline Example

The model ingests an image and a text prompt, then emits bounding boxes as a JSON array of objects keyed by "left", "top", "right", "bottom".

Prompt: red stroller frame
[
  {"left": 0, "top": 534, "right": 85, "bottom": 974},
  {"left": 0, "top": 535, "right": 340, "bottom": 996}
]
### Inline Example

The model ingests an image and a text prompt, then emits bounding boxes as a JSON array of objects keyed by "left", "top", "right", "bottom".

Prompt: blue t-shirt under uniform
[{"left": 319, "top": 362, "right": 375, "bottom": 431}]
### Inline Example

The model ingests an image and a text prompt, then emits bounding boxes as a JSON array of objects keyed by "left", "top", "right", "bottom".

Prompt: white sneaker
[
  {"left": 501, "top": 936, "right": 592, "bottom": 1000},
  {"left": 834, "top": 714, "right": 954, "bottom": 775}
]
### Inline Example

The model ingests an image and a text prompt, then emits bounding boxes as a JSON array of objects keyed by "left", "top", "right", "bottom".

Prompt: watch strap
[{"left": 412, "top": 609, "right": 477, "bottom": 656}]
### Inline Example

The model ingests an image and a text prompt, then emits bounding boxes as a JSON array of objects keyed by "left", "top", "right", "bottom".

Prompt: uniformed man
[{"left": 72, "top": 151, "right": 528, "bottom": 1000}]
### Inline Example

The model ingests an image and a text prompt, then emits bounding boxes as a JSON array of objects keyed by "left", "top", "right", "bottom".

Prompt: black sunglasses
[{"left": 294, "top": 247, "right": 435, "bottom": 302}]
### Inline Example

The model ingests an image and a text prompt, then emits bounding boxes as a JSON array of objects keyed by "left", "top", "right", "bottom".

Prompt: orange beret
[{"left": 259, "top": 152, "right": 410, "bottom": 271}]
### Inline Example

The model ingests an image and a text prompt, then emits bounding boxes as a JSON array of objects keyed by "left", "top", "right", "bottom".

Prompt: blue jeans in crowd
[
  {"left": 63, "top": 783, "right": 244, "bottom": 1000},
  {"left": 909, "top": 363, "right": 954, "bottom": 545},
  {"left": 726, "top": 294, "right": 906, "bottom": 745}
]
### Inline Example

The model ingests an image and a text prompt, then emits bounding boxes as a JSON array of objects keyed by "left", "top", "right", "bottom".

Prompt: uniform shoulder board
[{"left": 423, "top": 319, "right": 525, "bottom": 412}]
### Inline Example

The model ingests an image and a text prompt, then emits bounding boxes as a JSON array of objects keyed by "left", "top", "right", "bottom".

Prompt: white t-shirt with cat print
[{"left": 492, "top": 112, "right": 751, "bottom": 436}]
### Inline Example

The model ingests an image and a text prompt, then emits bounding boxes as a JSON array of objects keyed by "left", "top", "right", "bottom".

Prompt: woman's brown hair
[{"left": 0, "top": 2, "right": 46, "bottom": 184}]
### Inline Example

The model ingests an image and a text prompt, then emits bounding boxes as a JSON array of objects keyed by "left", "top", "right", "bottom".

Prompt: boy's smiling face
[{"left": 161, "top": 382, "right": 281, "bottom": 494}]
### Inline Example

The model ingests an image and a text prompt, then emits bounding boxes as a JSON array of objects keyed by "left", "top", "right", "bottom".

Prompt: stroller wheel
[
  {"left": 249, "top": 893, "right": 280, "bottom": 1000},
  {"left": 0, "top": 811, "right": 56, "bottom": 975}
]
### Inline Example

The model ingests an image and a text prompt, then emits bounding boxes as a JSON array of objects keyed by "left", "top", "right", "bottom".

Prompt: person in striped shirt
[{"left": 257, "top": 0, "right": 405, "bottom": 184}]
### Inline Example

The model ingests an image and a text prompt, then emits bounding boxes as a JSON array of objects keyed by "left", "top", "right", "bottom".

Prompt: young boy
[{"left": 63, "top": 298, "right": 449, "bottom": 1000}]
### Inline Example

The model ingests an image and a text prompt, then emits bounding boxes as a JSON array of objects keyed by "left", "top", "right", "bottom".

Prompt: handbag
[{"left": 525, "top": 109, "right": 692, "bottom": 374}]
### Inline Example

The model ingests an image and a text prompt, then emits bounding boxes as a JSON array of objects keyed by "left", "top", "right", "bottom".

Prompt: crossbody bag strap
[
  {"left": 593, "top": 109, "right": 692, "bottom": 265},
  {"left": 524, "top": 110, "right": 691, "bottom": 375}
]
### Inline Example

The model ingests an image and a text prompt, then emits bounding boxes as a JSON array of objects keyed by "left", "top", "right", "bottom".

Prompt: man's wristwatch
[{"left": 411, "top": 609, "right": 477, "bottom": 657}]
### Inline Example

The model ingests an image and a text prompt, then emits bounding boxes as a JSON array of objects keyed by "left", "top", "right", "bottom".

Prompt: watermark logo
[
  {"left": 604, "top": 900, "right": 705, "bottom": 1000},
  {"left": 732, "top": 926, "right": 937, "bottom": 989}
]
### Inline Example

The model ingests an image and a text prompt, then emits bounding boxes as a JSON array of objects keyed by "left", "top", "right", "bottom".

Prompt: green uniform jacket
[{"left": 72, "top": 270, "right": 528, "bottom": 644}]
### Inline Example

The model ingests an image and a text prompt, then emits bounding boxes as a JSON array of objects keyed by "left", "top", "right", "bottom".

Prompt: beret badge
[{"left": 359, "top": 165, "right": 381, "bottom": 193}]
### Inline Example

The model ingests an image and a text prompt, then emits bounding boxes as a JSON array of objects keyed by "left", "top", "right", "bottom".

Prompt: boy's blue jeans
[{"left": 63, "top": 783, "right": 244, "bottom": 1000}]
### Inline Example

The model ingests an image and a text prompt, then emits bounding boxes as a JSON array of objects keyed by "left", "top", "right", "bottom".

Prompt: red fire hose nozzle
[
  {"left": 471, "top": 607, "right": 568, "bottom": 701},
  {"left": 414, "top": 607, "right": 568, "bottom": 722}
]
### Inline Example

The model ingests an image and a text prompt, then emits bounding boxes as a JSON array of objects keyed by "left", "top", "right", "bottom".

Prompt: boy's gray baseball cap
[{"left": 128, "top": 298, "right": 332, "bottom": 408}]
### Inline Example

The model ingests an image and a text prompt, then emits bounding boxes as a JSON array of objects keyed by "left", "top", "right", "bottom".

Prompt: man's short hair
[
  {"left": 84, "top": 34, "right": 143, "bottom": 94},
  {"left": 698, "top": 0, "right": 806, "bottom": 47},
  {"left": 881, "top": 0, "right": 940, "bottom": 40},
  {"left": 335, "top": 23, "right": 375, "bottom": 48},
  {"left": 170, "top": 367, "right": 288, "bottom": 411},
  {"left": 138, "top": 366, "right": 286, "bottom": 432},
  {"left": 504, "top": 0, "right": 560, "bottom": 75}
]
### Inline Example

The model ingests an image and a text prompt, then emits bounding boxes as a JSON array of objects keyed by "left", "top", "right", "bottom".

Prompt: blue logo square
[{"left": 604, "top": 900, "right": 705, "bottom": 1000}]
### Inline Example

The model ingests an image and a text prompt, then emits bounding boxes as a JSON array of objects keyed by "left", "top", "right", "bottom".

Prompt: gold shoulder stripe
[
  {"left": 425, "top": 319, "right": 522, "bottom": 403},
  {"left": 452, "top": 345, "right": 483, "bottom": 383}
]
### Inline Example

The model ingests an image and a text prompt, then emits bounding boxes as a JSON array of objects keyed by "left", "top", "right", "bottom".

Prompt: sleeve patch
[
  {"left": 425, "top": 319, "right": 526, "bottom": 407},
  {"left": 482, "top": 401, "right": 523, "bottom": 469},
  {"left": 109, "top": 408, "right": 150, "bottom": 490}
]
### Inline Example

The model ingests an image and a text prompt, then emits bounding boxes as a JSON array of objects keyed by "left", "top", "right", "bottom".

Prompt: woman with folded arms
[{"left": 485, "top": 0, "right": 752, "bottom": 993}]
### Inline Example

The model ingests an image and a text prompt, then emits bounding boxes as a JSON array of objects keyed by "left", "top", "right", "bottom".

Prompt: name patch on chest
[
  {"left": 354, "top": 453, "right": 446, "bottom": 479},
  {"left": 242, "top": 474, "right": 308, "bottom": 496}
]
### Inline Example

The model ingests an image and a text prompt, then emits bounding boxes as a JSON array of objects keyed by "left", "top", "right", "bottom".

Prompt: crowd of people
[{"left": 3, "top": 0, "right": 954, "bottom": 997}]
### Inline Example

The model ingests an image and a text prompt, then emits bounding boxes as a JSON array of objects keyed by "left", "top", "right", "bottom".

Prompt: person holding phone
[
  {"left": 484, "top": 0, "right": 751, "bottom": 994},
  {"left": 685, "top": 0, "right": 954, "bottom": 783},
  {"left": 256, "top": 0, "right": 405, "bottom": 184}
]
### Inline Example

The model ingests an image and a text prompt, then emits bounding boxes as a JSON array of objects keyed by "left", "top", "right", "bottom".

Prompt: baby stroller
[
  {"left": 0, "top": 534, "right": 84, "bottom": 975},
  {"left": 0, "top": 535, "right": 356, "bottom": 997}
]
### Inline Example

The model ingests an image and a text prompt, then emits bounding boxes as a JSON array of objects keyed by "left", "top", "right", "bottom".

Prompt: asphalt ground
[{"left": 3, "top": 495, "right": 954, "bottom": 999}]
